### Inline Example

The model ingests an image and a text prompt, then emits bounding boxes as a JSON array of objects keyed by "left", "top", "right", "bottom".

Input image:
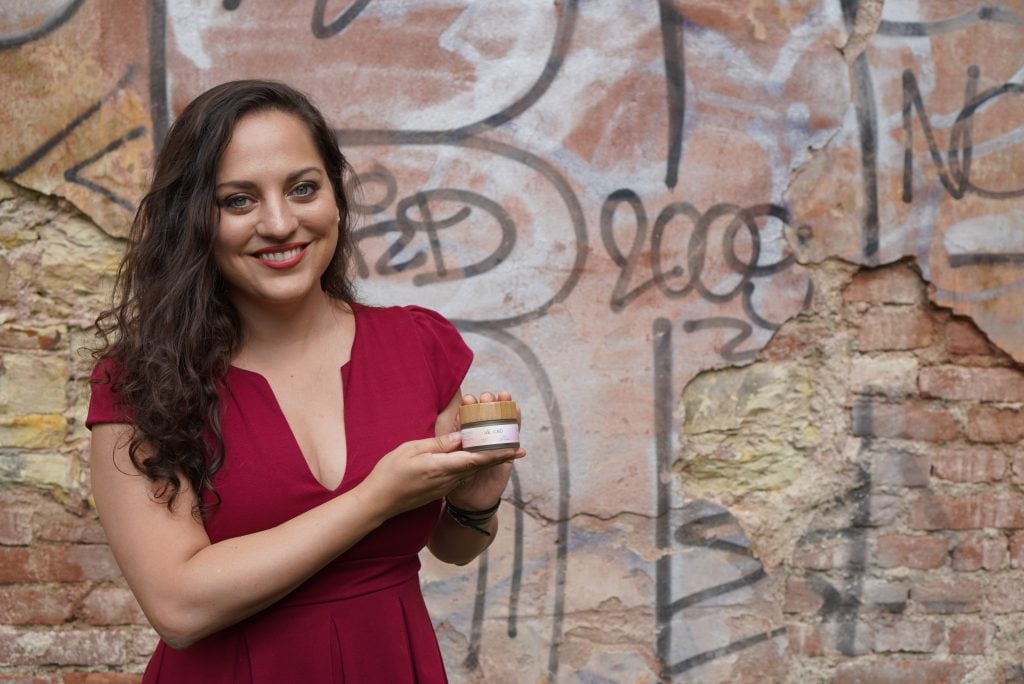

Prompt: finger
[
  {"left": 405, "top": 432, "right": 461, "bottom": 456},
  {"left": 498, "top": 390, "right": 512, "bottom": 401},
  {"left": 462, "top": 394, "right": 478, "bottom": 405},
  {"left": 464, "top": 447, "right": 524, "bottom": 468},
  {"left": 480, "top": 391, "right": 496, "bottom": 403}
]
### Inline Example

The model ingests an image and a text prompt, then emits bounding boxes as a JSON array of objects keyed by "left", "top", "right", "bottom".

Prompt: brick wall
[
  {"left": 0, "top": 184, "right": 153, "bottom": 680},
  {"left": 776, "top": 260, "right": 1024, "bottom": 683}
]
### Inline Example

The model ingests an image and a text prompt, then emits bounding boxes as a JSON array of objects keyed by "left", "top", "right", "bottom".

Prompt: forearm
[
  {"left": 427, "top": 503, "right": 498, "bottom": 565},
  {"left": 126, "top": 484, "right": 387, "bottom": 648}
]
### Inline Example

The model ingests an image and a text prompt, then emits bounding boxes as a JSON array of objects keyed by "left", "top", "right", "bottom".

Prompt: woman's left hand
[{"left": 445, "top": 390, "right": 523, "bottom": 511}]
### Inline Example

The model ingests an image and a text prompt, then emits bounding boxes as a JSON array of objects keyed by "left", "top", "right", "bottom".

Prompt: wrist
[
  {"left": 349, "top": 480, "right": 391, "bottom": 529},
  {"left": 445, "top": 498, "right": 501, "bottom": 536}
]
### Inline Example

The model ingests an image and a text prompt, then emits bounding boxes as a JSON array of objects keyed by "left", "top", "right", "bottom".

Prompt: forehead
[{"left": 216, "top": 109, "right": 324, "bottom": 177}]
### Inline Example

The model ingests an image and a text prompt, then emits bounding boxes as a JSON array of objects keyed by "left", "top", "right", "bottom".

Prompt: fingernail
[{"left": 447, "top": 432, "right": 461, "bottom": 443}]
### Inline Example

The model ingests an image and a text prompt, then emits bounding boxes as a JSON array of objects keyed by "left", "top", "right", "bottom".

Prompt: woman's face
[{"left": 213, "top": 109, "right": 339, "bottom": 315}]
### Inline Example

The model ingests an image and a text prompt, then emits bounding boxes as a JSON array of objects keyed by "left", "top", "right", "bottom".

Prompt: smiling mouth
[{"left": 257, "top": 245, "right": 304, "bottom": 263}]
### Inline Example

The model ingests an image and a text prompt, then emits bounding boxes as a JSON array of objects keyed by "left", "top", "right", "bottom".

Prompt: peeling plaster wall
[{"left": 1, "top": 1, "right": 1022, "bottom": 681}]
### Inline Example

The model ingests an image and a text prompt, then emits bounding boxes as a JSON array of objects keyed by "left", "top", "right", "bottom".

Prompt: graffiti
[
  {"left": 878, "top": 5, "right": 1024, "bottom": 37},
  {"left": 2, "top": 66, "right": 140, "bottom": 182},
  {"left": 312, "top": 0, "right": 373, "bottom": 39},
  {"left": 349, "top": 185, "right": 517, "bottom": 285},
  {"left": 657, "top": 0, "right": 686, "bottom": 189},
  {"left": 902, "top": 66, "right": 1024, "bottom": 204},
  {"left": 0, "top": 0, "right": 85, "bottom": 51},
  {"left": 602, "top": 193, "right": 811, "bottom": 361},
  {"left": 600, "top": 192, "right": 803, "bottom": 312},
  {"left": 655, "top": 319, "right": 788, "bottom": 677},
  {"left": 2, "top": 0, "right": 1022, "bottom": 680},
  {"left": 827, "top": 0, "right": 1024, "bottom": 351}
]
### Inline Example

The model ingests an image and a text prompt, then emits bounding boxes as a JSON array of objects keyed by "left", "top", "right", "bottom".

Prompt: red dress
[{"left": 87, "top": 304, "right": 472, "bottom": 683}]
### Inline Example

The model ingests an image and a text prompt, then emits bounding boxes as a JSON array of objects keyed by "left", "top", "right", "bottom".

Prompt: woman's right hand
[{"left": 355, "top": 433, "right": 523, "bottom": 521}]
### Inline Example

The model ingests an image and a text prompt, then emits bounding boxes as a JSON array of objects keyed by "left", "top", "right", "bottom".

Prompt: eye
[
  {"left": 222, "top": 195, "right": 252, "bottom": 210},
  {"left": 292, "top": 181, "right": 318, "bottom": 198}
]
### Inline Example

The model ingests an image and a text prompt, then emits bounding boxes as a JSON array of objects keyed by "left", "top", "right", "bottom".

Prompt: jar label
[{"left": 461, "top": 423, "right": 520, "bottom": 450}]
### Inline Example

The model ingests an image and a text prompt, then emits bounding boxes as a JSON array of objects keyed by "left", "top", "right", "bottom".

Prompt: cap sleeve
[
  {"left": 405, "top": 306, "right": 473, "bottom": 411},
  {"left": 86, "top": 359, "right": 132, "bottom": 428}
]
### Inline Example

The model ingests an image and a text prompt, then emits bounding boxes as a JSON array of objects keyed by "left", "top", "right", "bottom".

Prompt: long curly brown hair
[{"left": 94, "top": 80, "right": 356, "bottom": 516}]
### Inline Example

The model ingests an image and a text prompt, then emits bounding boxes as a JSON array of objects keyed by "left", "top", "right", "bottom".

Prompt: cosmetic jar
[{"left": 459, "top": 401, "right": 519, "bottom": 452}]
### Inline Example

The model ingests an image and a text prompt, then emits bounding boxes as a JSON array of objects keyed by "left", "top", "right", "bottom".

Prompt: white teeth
[{"left": 258, "top": 246, "right": 302, "bottom": 262}]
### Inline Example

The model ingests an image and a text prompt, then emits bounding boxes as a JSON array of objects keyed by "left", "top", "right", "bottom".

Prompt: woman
[{"left": 88, "top": 80, "right": 524, "bottom": 682}]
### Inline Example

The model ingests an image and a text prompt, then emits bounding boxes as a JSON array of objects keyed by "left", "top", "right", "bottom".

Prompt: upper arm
[{"left": 89, "top": 423, "right": 211, "bottom": 625}]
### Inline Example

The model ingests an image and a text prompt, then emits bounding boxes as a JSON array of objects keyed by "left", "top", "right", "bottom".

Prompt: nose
[{"left": 257, "top": 197, "right": 298, "bottom": 238}]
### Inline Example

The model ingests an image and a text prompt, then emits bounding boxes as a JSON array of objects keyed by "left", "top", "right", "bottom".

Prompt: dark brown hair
[{"left": 94, "top": 80, "right": 355, "bottom": 515}]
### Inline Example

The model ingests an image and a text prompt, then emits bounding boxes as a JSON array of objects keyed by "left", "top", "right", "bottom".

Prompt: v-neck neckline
[{"left": 228, "top": 302, "right": 361, "bottom": 492}]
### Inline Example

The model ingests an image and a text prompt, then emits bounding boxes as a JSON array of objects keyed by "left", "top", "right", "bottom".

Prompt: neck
[{"left": 232, "top": 289, "right": 348, "bottom": 356}]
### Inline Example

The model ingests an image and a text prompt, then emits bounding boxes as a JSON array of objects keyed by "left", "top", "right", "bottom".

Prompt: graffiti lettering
[
  {"left": 902, "top": 65, "right": 1024, "bottom": 203},
  {"left": 350, "top": 186, "right": 516, "bottom": 286}
]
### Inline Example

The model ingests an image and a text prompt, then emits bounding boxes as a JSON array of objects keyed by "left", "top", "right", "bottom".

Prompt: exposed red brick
[
  {"left": 952, "top": 535, "right": 1007, "bottom": 571},
  {"left": 856, "top": 310, "right": 935, "bottom": 351},
  {"left": 909, "top": 494, "right": 1024, "bottom": 530},
  {"left": 835, "top": 660, "right": 966, "bottom": 684},
  {"left": 63, "top": 674, "right": 145, "bottom": 684},
  {"left": 871, "top": 451, "right": 930, "bottom": 487},
  {"left": 0, "top": 545, "right": 121, "bottom": 583},
  {"left": 945, "top": 318, "right": 992, "bottom": 355},
  {"left": 874, "top": 535, "right": 948, "bottom": 569},
  {"left": 0, "top": 488, "right": 105, "bottom": 545},
  {"left": 948, "top": 621, "right": 987, "bottom": 654},
  {"left": 967, "top": 406, "right": 1024, "bottom": 443},
  {"left": 867, "top": 494, "right": 903, "bottom": 527},
  {"left": 931, "top": 448, "right": 1006, "bottom": 482},
  {"left": 79, "top": 586, "right": 148, "bottom": 626},
  {"left": 0, "top": 626, "right": 139, "bottom": 666},
  {"left": 871, "top": 619, "right": 944, "bottom": 653},
  {"left": 1011, "top": 533, "right": 1024, "bottom": 568},
  {"left": 920, "top": 365, "right": 1024, "bottom": 402},
  {"left": 861, "top": 579, "right": 909, "bottom": 613},
  {"left": 0, "top": 584, "right": 84, "bottom": 625},
  {"left": 985, "top": 575, "right": 1024, "bottom": 614},
  {"left": 0, "top": 326, "right": 63, "bottom": 351},
  {"left": 843, "top": 264, "right": 922, "bottom": 305},
  {"left": 787, "top": 623, "right": 823, "bottom": 657},
  {"left": 782, "top": 577, "right": 825, "bottom": 614},
  {"left": 0, "top": 509, "right": 33, "bottom": 546},
  {"left": 911, "top": 578, "right": 983, "bottom": 614},
  {"left": 0, "top": 675, "right": 59, "bottom": 684},
  {"left": 759, "top": 321, "right": 825, "bottom": 361},
  {"left": 852, "top": 401, "right": 959, "bottom": 442},
  {"left": 1013, "top": 455, "right": 1024, "bottom": 485},
  {"left": 33, "top": 509, "right": 107, "bottom": 545}
]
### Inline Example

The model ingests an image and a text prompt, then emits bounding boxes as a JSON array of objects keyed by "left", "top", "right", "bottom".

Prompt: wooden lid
[{"left": 459, "top": 400, "right": 518, "bottom": 423}]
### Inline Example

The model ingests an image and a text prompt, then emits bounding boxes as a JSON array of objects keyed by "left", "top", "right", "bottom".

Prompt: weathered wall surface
[{"left": 1, "top": 1, "right": 1022, "bottom": 681}]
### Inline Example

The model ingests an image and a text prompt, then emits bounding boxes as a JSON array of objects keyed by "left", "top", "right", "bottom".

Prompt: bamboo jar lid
[{"left": 459, "top": 400, "right": 518, "bottom": 424}]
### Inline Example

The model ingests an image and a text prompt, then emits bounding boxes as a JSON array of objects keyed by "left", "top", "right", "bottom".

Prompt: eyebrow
[{"left": 215, "top": 166, "right": 324, "bottom": 191}]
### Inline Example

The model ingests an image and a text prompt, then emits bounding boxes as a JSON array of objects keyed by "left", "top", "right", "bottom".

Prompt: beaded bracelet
[{"left": 445, "top": 498, "right": 501, "bottom": 536}]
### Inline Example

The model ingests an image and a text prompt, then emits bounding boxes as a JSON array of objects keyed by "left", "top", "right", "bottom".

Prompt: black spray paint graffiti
[
  {"left": 902, "top": 66, "right": 1024, "bottom": 205},
  {"left": 21, "top": 0, "right": 1011, "bottom": 678},
  {"left": 0, "top": 0, "right": 85, "bottom": 51},
  {"left": 844, "top": 0, "right": 1024, "bottom": 265},
  {"left": 603, "top": 194, "right": 813, "bottom": 362},
  {"left": 346, "top": 176, "right": 517, "bottom": 286},
  {"left": 331, "top": 3, "right": 584, "bottom": 675},
  {"left": 654, "top": 318, "right": 788, "bottom": 677},
  {"left": 1, "top": 65, "right": 146, "bottom": 212},
  {"left": 657, "top": 0, "right": 686, "bottom": 190},
  {"left": 802, "top": 0, "right": 1024, "bottom": 660}
]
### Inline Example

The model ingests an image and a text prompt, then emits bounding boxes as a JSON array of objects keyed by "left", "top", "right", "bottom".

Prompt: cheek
[{"left": 212, "top": 220, "right": 247, "bottom": 270}]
